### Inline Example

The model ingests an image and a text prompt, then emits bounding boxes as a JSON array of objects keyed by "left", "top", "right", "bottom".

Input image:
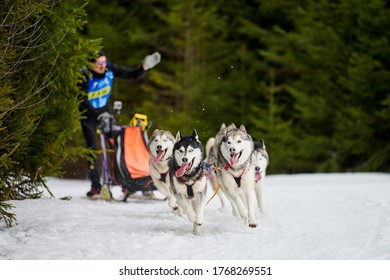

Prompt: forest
[{"left": 1, "top": 0, "right": 390, "bottom": 225}]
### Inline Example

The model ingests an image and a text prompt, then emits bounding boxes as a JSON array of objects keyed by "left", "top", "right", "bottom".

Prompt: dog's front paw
[{"left": 193, "top": 224, "right": 202, "bottom": 235}]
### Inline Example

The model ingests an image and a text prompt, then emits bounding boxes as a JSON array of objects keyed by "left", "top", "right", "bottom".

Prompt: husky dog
[
  {"left": 216, "top": 124, "right": 257, "bottom": 228},
  {"left": 148, "top": 129, "right": 180, "bottom": 212},
  {"left": 169, "top": 129, "right": 208, "bottom": 235},
  {"left": 252, "top": 139, "right": 269, "bottom": 213}
]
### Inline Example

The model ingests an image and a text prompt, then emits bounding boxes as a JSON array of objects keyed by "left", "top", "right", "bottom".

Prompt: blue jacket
[{"left": 79, "top": 62, "right": 147, "bottom": 118}]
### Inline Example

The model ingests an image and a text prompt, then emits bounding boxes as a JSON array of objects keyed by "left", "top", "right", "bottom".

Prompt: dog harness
[
  {"left": 177, "top": 164, "right": 204, "bottom": 199},
  {"left": 226, "top": 164, "right": 248, "bottom": 188},
  {"left": 151, "top": 157, "right": 171, "bottom": 183},
  {"left": 159, "top": 172, "right": 168, "bottom": 183}
]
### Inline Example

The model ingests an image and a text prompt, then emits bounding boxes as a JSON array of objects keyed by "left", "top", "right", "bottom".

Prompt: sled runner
[{"left": 93, "top": 102, "right": 160, "bottom": 202}]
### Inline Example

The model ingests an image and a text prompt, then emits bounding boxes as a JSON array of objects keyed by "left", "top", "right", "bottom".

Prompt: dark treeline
[
  {"left": 1, "top": 0, "right": 389, "bottom": 225},
  {"left": 82, "top": 0, "right": 390, "bottom": 173}
]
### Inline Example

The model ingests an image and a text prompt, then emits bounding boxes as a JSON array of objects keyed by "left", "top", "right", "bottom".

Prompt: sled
[{"left": 96, "top": 102, "right": 160, "bottom": 202}]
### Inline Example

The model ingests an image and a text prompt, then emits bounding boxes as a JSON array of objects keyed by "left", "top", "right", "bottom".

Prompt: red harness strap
[{"left": 227, "top": 164, "right": 248, "bottom": 188}]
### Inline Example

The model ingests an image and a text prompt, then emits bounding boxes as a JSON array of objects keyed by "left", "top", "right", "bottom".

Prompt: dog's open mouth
[
  {"left": 184, "top": 158, "right": 195, "bottom": 174},
  {"left": 255, "top": 170, "right": 262, "bottom": 182},
  {"left": 229, "top": 150, "right": 242, "bottom": 166},
  {"left": 175, "top": 158, "right": 195, "bottom": 178},
  {"left": 151, "top": 148, "right": 167, "bottom": 164}
]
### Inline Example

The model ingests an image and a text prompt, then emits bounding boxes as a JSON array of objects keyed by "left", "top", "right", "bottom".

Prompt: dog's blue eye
[{"left": 189, "top": 149, "right": 194, "bottom": 153}]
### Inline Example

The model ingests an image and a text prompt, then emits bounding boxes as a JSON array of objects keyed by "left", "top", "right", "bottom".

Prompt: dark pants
[{"left": 81, "top": 115, "right": 101, "bottom": 188}]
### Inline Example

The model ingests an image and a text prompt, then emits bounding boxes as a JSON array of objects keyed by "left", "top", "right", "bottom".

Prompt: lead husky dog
[
  {"left": 169, "top": 129, "right": 208, "bottom": 235},
  {"left": 148, "top": 129, "right": 180, "bottom": 212},
  {"left": 216, "top": 124, "right": 257, "bottom": 228},
  {"left": 252, "top": 139, "right": 269, "bottom": 213}
]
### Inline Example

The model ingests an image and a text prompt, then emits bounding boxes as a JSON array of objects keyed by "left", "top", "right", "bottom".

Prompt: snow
[
  {"left": 1, "top": 172, "right": 389, "bottom": 260},
  {"left": 1, "top": 173, "right": 390, "bottom": 279}
]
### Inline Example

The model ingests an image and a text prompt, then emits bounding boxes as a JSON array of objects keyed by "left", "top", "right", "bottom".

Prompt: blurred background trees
[{"left": 77, "top": 0, "right": 390, "bottom": 174}]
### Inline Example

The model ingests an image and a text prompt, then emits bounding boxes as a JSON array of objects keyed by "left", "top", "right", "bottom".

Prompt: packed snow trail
[{"left": 0, "top": 173, "right": 389, "bottom": 260}]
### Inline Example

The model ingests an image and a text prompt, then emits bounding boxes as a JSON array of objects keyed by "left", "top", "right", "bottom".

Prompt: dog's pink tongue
[
  {"left": 152, "top": 150, "right": 165, "bottom": 164},
  {"left": 175, "top": 162, "right": 190, "bottom": 177},
  {"left": 255, "top": 171, "right": 262, "bottom": 182},
  {"left": 230, "top": 153, "right": 239, "bottom": 166}
]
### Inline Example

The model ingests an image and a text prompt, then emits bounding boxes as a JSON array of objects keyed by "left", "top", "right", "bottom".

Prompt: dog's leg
[
  {"left": 216, "top": 170, "right": 239, "bottom": 216},
  {"left": 244, "top": 186, "right": 257, "bottom": 228},
  {"left": 153, "top": 181, "right": 173, "bottom": 208},
  {"left": 222, "top": 185, "right": 249, "bottom": 225},
  {"left": 175, "top": 194, "right": 196, "bottom": 223},
  {"left": 169, "top": 195, "right": 184, "bottom": 217},
  {"left": 255, "top": 182, "right": 264, "bottom": 214},
  {"left": 220, "top": 185, "right": 240, "bottom": 216},
  {"left": 168, "top": 195, "right": 177, "bottom": 209},
  {"left": 168, "top": 193, "right": 179, "bottom": 210},
  {"left": 193, "top": 191, "right": 208, "bottom": 235},
  {"left": 177, "top": 205, "right": 184, "bottom": 216},
  {"left": 167, "top": 185, "right": 183, "bottom": 216}
]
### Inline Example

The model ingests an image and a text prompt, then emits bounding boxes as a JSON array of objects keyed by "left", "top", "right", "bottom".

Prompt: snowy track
[{"left": 0, "top": 173, "right": 389, "bottom": 260}]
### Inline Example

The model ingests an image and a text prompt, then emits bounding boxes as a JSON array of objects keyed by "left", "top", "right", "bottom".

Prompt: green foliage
[
  {"left": 78, "top": 0, "right": 390, "bottom": 174},
  {"left": 0, "top": 0, "right": 100, "bottom": 226},
  {"left": 254, "top": 1, "right": 386, "bottom": 172}
]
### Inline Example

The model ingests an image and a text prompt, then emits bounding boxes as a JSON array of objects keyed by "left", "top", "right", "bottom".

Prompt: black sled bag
[{"left": 110, "top": 126, "right": 155, "bottom": 193}]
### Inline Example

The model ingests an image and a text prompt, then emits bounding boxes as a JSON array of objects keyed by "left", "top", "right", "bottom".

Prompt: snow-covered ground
[{"left": 1, "top": 173, "right": 389, "bottom": 279}]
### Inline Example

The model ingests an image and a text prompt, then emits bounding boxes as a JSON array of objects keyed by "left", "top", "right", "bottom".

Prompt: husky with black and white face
[
  {"left": 217, "top": 124, "right": 257, "bottom": 228},
  {"left": 148, "top": 129, "right": 179, "bottom": 212},
  {"left": 169, "top": 129, "right": 207, "bottom": 235}
]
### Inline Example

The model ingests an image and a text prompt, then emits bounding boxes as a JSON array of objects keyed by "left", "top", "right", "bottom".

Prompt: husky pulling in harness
[
  {"left": 169, "top": 129, "right": 208, "bottom": 235},
  {"left": 148, "top": 129, "right": 183, "bottom": 213},
  {"left": 216, "top": 123, "right": 258, "bottom": 228}
]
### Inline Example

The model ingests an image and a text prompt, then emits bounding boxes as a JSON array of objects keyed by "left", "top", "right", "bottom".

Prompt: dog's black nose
[
  {"left": 255, "top": 166, "right": 260, "bottom": 171},
  {"left": 157, "top": 145, "right": 162, "bottom": 150},
  {"left": 230, "top": 147, "right": 235, "bottom": 153},
  {"left": 182, "top": 157, "right": 188, "bottom": 163}
]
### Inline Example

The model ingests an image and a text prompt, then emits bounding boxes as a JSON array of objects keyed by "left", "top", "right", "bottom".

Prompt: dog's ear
[
  {"left": 191, "top": 129, "right": 199, "bottom": 142},
  {"left": 239, "top": 124, "right": 247, "bottom": 133},
  {"left": 175, "top": 131, "right": 182, "bottom": 142},
  {"left": 260, "top": 138, "right": 266, "bottom": 150},
  {"left": 168, "top": 131, "right": 175, "bottom": 142},
  {"left": 226, "top": 123, "right": 236, "bottom": 132},
  {"left": 220, "top": 125, "right": 227, "bottom": 135},
  {"left": 152, "top": 129, "right": 160, "bottom": 136}
]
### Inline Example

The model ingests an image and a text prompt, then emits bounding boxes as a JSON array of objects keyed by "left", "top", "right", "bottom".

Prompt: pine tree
[
  {"left": 258, "top": 0, "right": 390, "bottom": 172},
  {"left": 0, "top": 0, "right": 100, "bottom": 227}
]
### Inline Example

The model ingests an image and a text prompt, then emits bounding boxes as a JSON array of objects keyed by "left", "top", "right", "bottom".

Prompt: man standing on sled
[{"left": 78, "top": 49, "right": 161, "bottom": 198}]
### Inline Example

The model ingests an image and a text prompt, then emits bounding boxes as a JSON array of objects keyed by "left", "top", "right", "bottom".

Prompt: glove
[{"left": 143, "top": 52, "right": 161, "bottom": 70}]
